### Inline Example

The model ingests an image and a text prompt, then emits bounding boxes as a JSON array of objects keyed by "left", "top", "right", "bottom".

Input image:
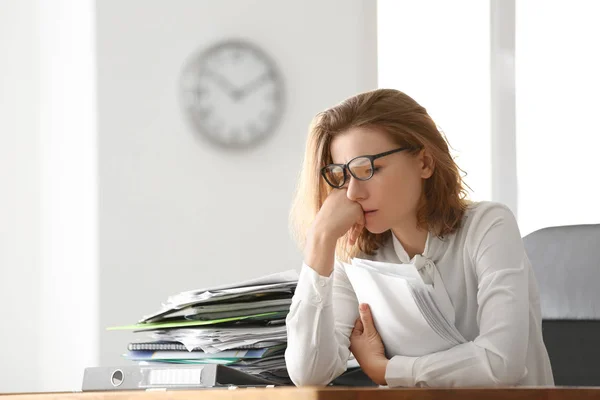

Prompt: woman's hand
[
  {"left": 304, "top": 189, "right": 365, "bottom": 276},
  {"left": 309, "top": 188, "right": 365, "bottom": 245},
  {"left": 350, "top": 303, "right": 389, "bottom": 386}
]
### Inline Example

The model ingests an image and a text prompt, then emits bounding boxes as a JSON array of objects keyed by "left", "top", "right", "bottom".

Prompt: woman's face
[{"left": 329, "top": 126, "right": 433, "bottom": 234}]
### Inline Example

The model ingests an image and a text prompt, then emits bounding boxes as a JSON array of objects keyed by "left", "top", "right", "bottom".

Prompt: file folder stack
[{"left": 109, "top": 270, "right": 299, "bottom": 384}]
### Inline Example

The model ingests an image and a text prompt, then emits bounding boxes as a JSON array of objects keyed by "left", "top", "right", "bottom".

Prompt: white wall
[
  {"left": 0, "top": 0, "right": 42, "bottom": 393},
  {"left": 95, "top": 0, "right": 377, "bottom": 368}
]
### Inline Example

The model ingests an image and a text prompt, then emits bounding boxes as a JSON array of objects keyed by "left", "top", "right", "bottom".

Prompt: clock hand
[
  {"left": 235, "top": 72, "right": 272, "bottom": 99},
  {"left": 203, "top": 68, "right": 237, "bottom": 97}
]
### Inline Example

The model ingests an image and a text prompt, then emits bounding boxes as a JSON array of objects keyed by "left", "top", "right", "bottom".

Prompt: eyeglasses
[{"left": 321, "top": 147, "right": 411, "bottom": 189}]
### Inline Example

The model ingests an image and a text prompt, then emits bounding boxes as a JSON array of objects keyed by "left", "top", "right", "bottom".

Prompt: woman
[{"left": 284, "top": 89, "right": 554, "bottom": 387}]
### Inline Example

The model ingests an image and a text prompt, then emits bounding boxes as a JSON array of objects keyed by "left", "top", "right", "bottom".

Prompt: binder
[
  {"left": 127, "top": 340, "right": 282, "bottom": 351},
  {"left": 82, "top": 364, "right": 281, "bottom": 391}
]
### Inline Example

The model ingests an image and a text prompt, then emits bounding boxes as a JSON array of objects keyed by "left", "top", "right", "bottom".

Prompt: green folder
[{"left": 107, "top": 311, "right": 282, "bottom": 331}]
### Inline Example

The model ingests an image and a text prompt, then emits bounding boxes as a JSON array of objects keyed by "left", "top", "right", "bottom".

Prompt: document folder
[{"left": 82, "top": 364, "right": 280, "bottom": 391}]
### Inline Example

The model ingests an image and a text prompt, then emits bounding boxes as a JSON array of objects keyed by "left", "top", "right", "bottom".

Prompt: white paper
[
  {"left": 351, "top": 258, "right": 425, "bottom": 283},
  {"left": 149, "top": 325, "right": 288, "bottom": 353},
  {"left": 344, "top": 261, "right": 466, "bottom": 357},
  {"left": 141, "top": 270, "right": 299, "bottom": 322},
  {"left": 171, "top": 270, "right": 299, "bottom": 299}
]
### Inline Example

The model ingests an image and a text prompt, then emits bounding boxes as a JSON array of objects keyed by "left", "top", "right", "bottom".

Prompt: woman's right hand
[
  {"left": 310, "top": 188, "right": 366, "bottom": 246},
  {"left": 303, "top": 189, "right": 365, "bottom": 276}
]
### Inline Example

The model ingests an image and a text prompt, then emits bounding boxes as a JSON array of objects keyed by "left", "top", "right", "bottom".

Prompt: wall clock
[{"left": 180, "top": 39, "right": 285, "bottom": 149}]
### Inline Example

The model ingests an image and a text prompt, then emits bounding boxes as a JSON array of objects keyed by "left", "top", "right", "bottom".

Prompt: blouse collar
[{"left": 391, "top": 229, "right": 449, "bottom": 265}]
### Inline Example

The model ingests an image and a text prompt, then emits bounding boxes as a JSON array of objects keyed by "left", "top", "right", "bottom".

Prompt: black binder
[{"left": 82, "top": 364, "right": 282, "bottom": 391}]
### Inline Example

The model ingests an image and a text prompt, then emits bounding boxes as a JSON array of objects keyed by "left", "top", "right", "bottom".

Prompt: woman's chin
[{"left": 364, "top": 223, "right": 388, "bottom": 235}]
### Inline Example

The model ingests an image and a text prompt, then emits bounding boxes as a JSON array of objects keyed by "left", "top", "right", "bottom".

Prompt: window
[
  {"left": 516, "top": 0, "right": 600, "bottom": 235},
  {"left": 378, "top": 0, "right": 492, "bottom": 201}
]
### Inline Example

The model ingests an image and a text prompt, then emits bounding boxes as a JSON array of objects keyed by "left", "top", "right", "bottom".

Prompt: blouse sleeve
[{"left": 285, "top": 261, "right": 359, "bottom": 386}]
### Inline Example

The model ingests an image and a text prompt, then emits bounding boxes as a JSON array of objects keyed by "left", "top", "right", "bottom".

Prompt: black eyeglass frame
[{"left": 321, "top": 147, "right": 412, "bottom": 189}]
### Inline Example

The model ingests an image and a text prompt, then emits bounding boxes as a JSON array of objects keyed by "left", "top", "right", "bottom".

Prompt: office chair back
[{"left": 523, "top": 224, "right": 600, "bottom": 386}]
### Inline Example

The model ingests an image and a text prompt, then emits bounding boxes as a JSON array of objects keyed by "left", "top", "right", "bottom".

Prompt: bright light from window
[
  {"left": 516, "top": 0, "right": 600, "bottom": 235},
  {"left": 378, "top": 0, "right": 491, "bottom": 201}
]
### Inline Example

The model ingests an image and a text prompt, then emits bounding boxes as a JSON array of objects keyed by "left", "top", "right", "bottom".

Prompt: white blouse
[{"left": 284, "top": 201, "right": 554, "bottom": 387}]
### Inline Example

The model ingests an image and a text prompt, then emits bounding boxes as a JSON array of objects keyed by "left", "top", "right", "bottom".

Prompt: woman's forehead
[{"left": 330, "top": 127, "right": 397, "bottom": 163}]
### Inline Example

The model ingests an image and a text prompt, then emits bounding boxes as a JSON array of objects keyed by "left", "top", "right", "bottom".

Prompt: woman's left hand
[{"left": 349, "top": 303, "right": 389, "bottom": 385}]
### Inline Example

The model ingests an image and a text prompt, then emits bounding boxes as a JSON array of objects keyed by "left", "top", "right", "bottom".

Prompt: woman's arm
[
  {"left": 385, "top": 204, "right": 531, "bottom": 387},
  {"left": 285, "top": 188, "right": 365, "bottom": 386},
  {"left": 284, "top": 260, "right": 359, "bottom": 386}
]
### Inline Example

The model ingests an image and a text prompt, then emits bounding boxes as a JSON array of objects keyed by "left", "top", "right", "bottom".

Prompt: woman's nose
[{"left": 346, "top": 176, "right": 367, "bottom": 202}]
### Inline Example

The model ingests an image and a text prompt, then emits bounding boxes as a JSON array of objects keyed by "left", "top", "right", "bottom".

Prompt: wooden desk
[{"left": 3, "top": 387, "right": 600, "bottom": 400}]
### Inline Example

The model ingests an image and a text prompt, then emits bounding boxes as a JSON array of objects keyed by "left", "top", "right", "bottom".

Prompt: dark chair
[{"left": 523, "top": 224, "right": 600, "bottom": 386}]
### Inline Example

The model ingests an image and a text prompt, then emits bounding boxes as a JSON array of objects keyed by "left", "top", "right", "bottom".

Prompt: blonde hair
[{"left": 289, "top": 88, "right": 470, "bottom": 261}]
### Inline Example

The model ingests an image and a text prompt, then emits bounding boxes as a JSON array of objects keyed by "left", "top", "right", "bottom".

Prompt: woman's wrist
[
  {"left": 304, "top": 227, "right": 337, "bottom": 277},
  {"left": 307, "top": 224, "right": 337, "bottom": 248},
  {"left": 365, "top": 357, "right": 390, "bottom": 386}
]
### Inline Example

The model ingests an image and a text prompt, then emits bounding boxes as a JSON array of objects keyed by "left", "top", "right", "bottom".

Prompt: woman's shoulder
[
  {"left": 459, "top": 200, "right": 522, "bottom": 245},
  {"left": 464, "top": 200, "right": 516, "bottom": 224}
]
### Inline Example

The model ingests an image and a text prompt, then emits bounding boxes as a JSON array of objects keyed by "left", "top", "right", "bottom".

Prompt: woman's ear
[{"left": 419, "top": 149, "right": 435, "bottom": 179}]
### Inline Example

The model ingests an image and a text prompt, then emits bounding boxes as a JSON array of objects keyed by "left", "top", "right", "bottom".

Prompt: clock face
[{"left": 180, "top": 40, "right": 285, "bottom": 149}]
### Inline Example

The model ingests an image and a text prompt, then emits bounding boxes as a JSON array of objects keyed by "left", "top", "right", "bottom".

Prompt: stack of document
[
  {"left": 109, "top": 270, "right": 299, "bottom": 384},
  {"left": 344, "top": 258, "right": 466, "bottom": 358}
]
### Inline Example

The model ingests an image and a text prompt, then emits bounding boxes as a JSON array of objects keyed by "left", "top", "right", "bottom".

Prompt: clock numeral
[
  {"left": 260, "top": 110, "right": 273, "bottom": 124},
  {"left": 191, "top": 86, "right": 208, "bottom": 103},
  {"left": 194, "top": 107, "right": 213, "bottom": 119},
  {"left": 246, "top": 123, "right": 265, "bottom": 138},
  {"left": 182, "top": 92, "right": 196, "bottom": 108},
  {"left": 209, "top": 122, "right": 225, "bottom": 139},
  {"left": 181, "top": 76, "right": 199, "bottom": 92},
  {"left": 228, "top": 129, "right": 242, "bottom": 142},
  {"left": 266, "top": 90, "right": 279, "bottom": 102}
]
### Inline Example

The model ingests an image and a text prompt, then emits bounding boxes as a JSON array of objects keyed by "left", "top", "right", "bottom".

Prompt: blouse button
[
  {"left": 318, "top": 279, "right": 327, "bottom": 287},
  {"left": 313, "top": 294, "right": 322, "bottom": 303}
]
